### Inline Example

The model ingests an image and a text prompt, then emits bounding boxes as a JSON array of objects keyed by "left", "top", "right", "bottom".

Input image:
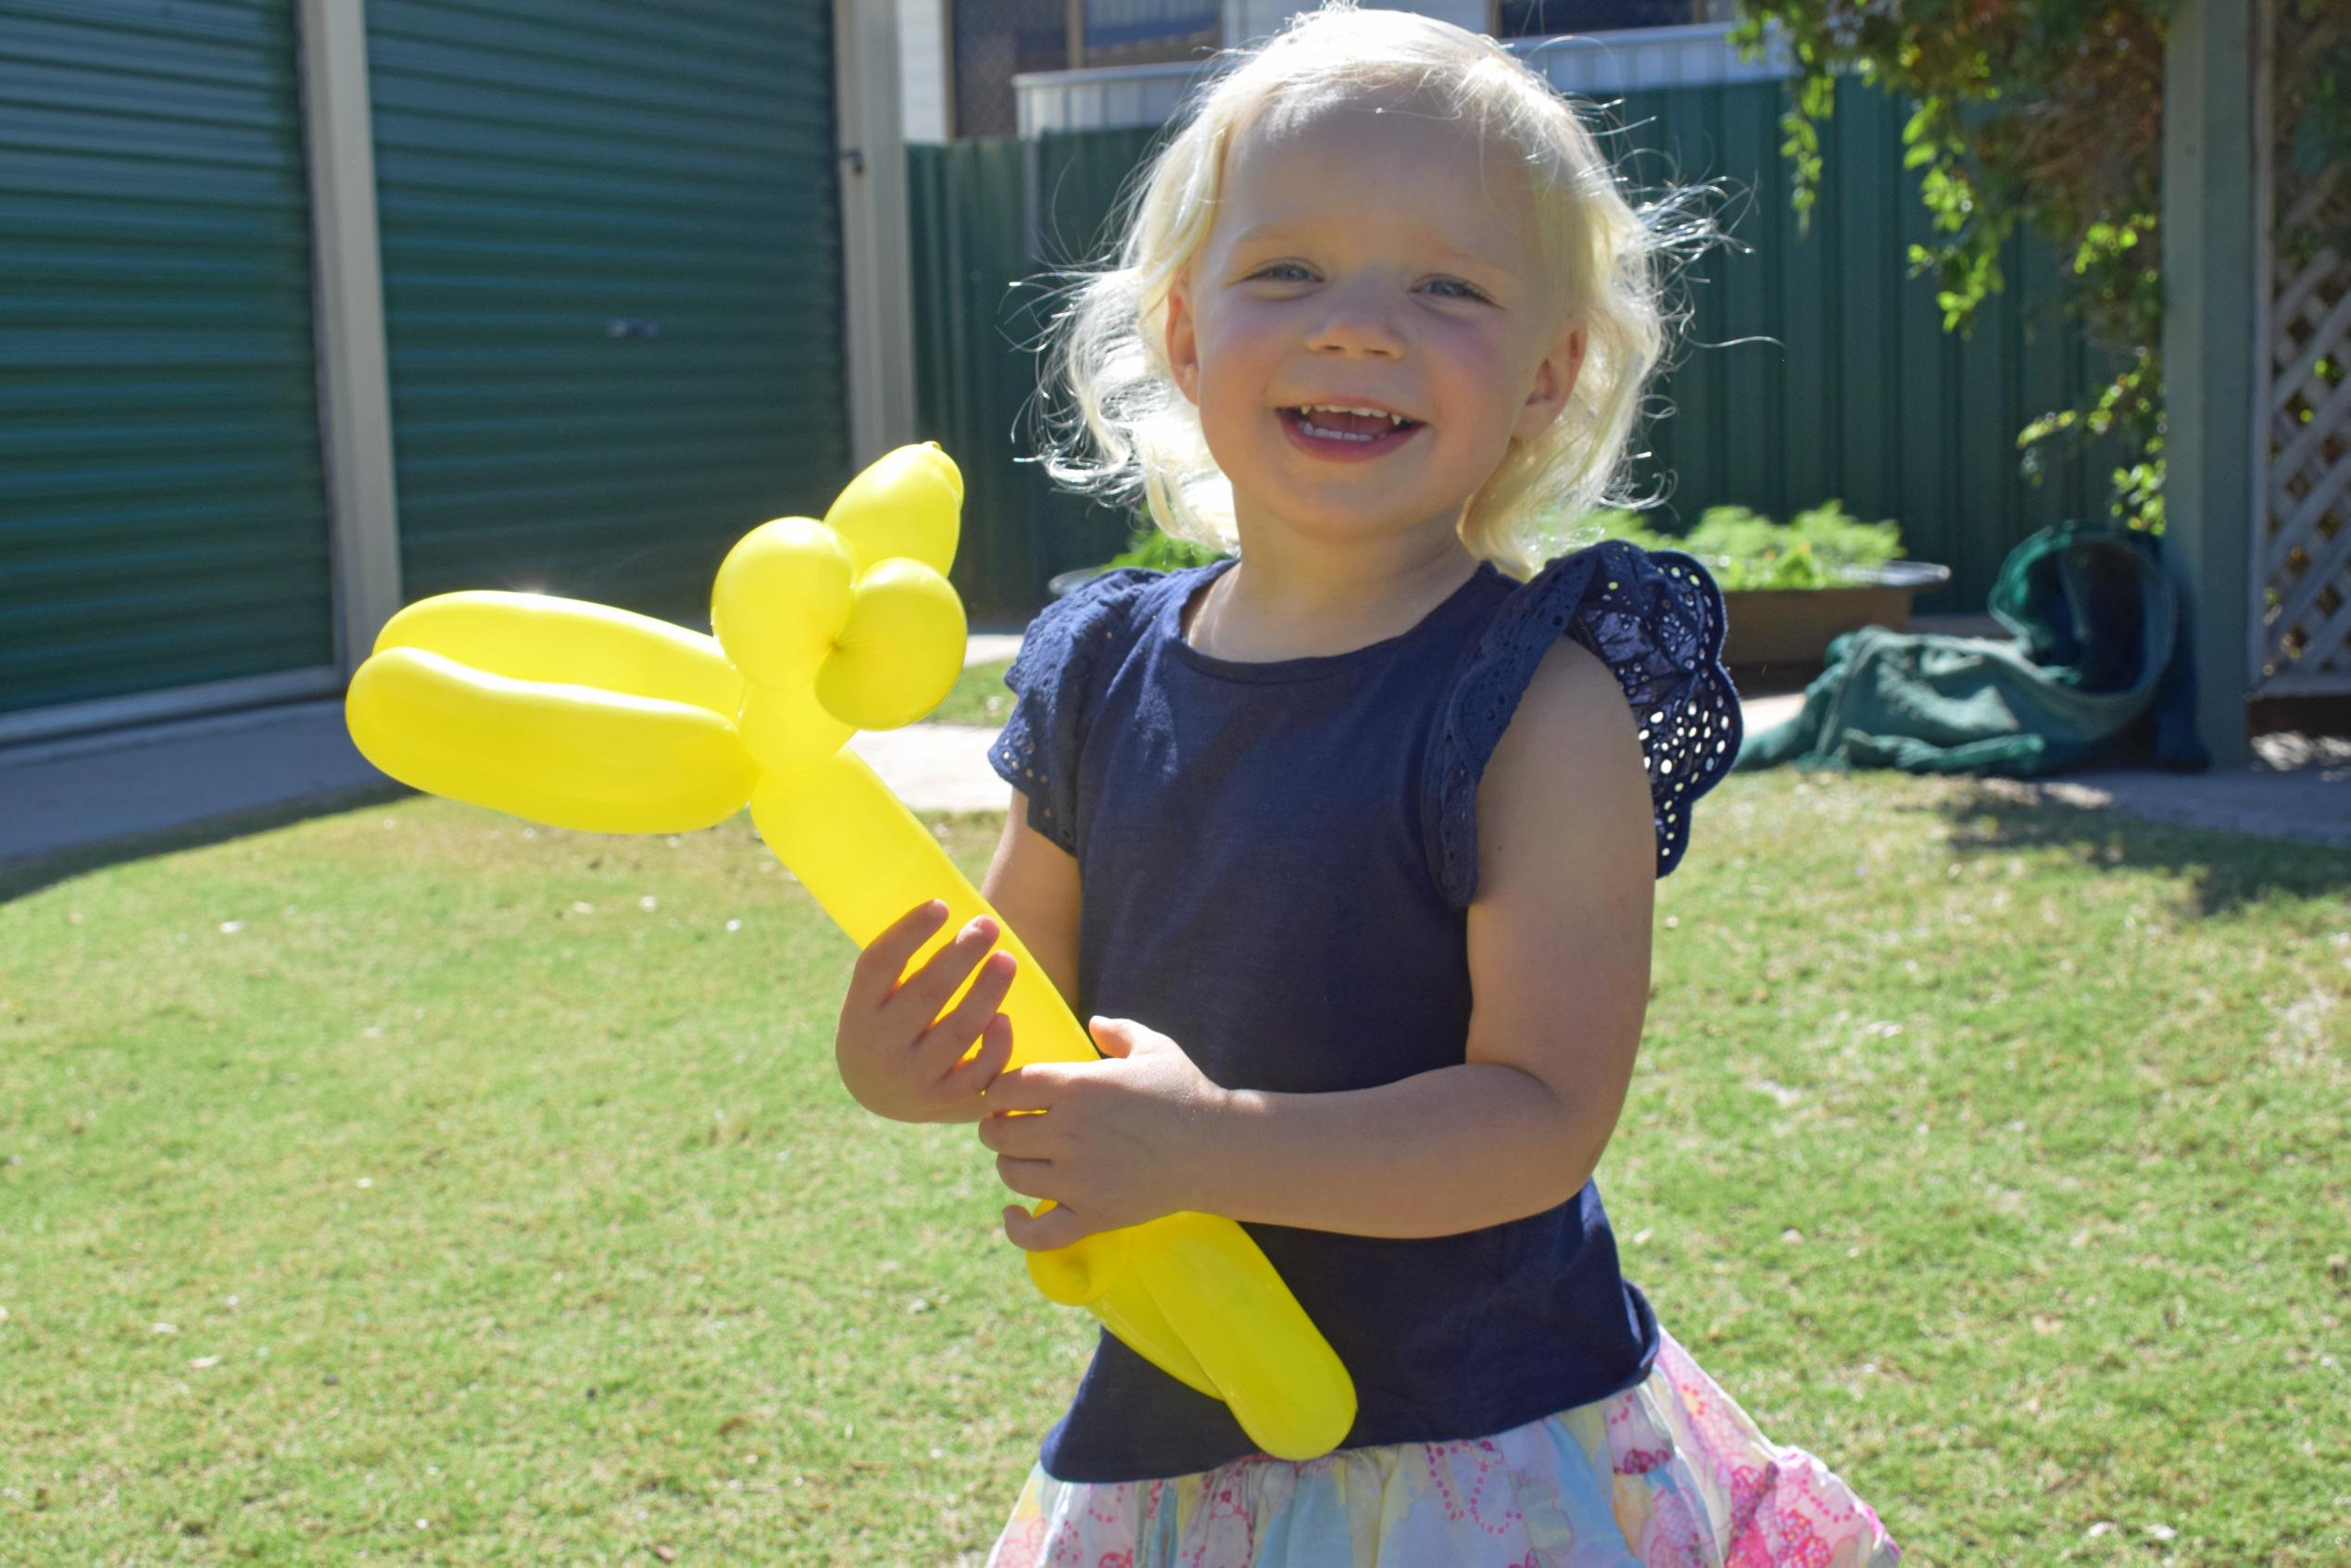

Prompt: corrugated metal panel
[
  {"left": 917, "top": 80, "right": 2136, "bottom": 618},
  {"left": 1613, "top": 78, "right": 2136, "bottom": 612},
  {"left": 907, "top": 137, "right": 1139, "bottom": 621},
  {"left": 367, "top": 0, "right": 850, "bottom": 631},
  {"left": 0, "top": 0, "right": 334, "bottom": 717}
]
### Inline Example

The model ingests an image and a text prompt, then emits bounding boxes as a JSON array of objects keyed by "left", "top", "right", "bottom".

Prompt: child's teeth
[{"left": 1294, "top": 405, "right": 1410, "bottom": 442}]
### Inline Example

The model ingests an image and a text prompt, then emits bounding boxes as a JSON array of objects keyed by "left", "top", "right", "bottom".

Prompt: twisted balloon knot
[{"left": 713, "top": 442, "right": 968, "bottom": 771}]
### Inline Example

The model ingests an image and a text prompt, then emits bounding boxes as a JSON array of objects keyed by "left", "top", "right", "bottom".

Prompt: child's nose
[{"left": 1303, "top": 280, "right": 1404, "bottom": 358}]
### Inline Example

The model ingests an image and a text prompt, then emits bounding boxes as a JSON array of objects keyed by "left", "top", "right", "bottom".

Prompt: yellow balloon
[
  {"left": 342, "top": 442, "right": 1359, "bottom": 1462},
  {"left": 736, "top": 682, "right": 855, "bottom": 774},
  {"left": 815, "top": 559, "right": 967, "bottom": 732},
  {"left": 375, "top": 590, "right": 743, "bottom": 718},
  {"left": 710, "top": 518, "right": 855, "bottom": 692},
  {"left": 347, "top": 648, "right": 757, "bottom": 834},
  {"left": 748, "top": 752, "right": 1354, "bottom": 1459},
  {"left": 823, "top": 440, "right": 962, "bottom": 577}
]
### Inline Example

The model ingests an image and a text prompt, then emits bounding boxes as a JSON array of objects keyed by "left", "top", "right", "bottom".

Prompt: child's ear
[
  {"left": 1163, "top": 273, "right": 1201, "bottom": 407},
  {"left": 1514, "top": 320, "right": 1587, "bottom": 442}
]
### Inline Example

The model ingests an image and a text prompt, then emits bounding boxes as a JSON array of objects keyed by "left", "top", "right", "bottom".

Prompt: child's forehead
[
  {"left": 1233, "top": 91, "right": 1505, "bottom": 174},
  {"left": 1214, "top": 95, "right": 1536, "bottom": 254}
]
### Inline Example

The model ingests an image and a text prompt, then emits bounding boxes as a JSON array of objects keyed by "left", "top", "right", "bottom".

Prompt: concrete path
[
  {"left": 834, "top": 694, "right": 2351, "bottom": 849},
  {"left": 3, "top": 641, "right": 2344, "bottom": 876},
  {"left": 1970, "top": 735, "right": 2351, "bottom": 849}
]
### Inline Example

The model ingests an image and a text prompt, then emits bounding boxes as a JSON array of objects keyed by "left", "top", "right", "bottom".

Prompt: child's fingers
[
  {"left": 1002, "top": 1200, "right": 1092, "bottom": 1253},
  {"left": 846, "top": 900, "right": 950, "bottom": 1010},
  {"left": 919, "top": 948, "right": 1017, "bottom": 1073},
  {"left": 941, "top": 1012, "right": 1016, "bottom": 1100},
  {"left": 992, "top": 1152, "right": 1054, "bottom": 1201},
  {"left": 973, "top": 1104, "right": 1048, "bottom": 1165},
  {"left": 1085, "top": 1015, "right": 1145, "bottom": 1056},
  {"left": 889, "top": 915, "right": 1000, "bottom": 1021}
]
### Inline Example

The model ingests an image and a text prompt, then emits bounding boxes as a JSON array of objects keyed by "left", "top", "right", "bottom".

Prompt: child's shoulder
[
  {"left": 1000, "top": 561, "right": 1215, "bottom": 712},
  {"left": 1030, "top": 562, "right": 1190, "bottom": 626},
  {"left": 1489, "top": 538, "right": 1725, "bottom": 639},
  {"left": 1013, "top": 562, "right": 1205, "bottom": 666},
  {"left": 1470, "top": 540, "right": 1732, "bottom": 701},
  {"left": 988, "top": 564, "right": 1214, "bottom": 844},
  {"left": 1430, "top": 538, "right": 1741, "bottom": 887}
]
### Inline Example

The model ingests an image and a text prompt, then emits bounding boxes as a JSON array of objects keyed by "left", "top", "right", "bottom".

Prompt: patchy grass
[
  {"left": 924, "top": 662, "right": 1012, "bottom": 728},
  {"left": 1, "top": 771, "right": 2345, "bottom": 1564}
]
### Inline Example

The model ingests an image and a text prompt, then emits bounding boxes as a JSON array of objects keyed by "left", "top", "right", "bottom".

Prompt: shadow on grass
[
  {"left": 1927, "top": 779, "right": 2351, "bottom": 917},
  {"left": 0, "top": 780, "right": 413, "bottom": 905}
]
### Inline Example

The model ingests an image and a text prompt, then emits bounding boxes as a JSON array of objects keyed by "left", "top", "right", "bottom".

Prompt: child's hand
[
  {"left": 976, "top": 1017, "right": 1229, "bottom": 1250},
  {"left": 835, "top": 900, "right": 1018, "bottom": 1123}
]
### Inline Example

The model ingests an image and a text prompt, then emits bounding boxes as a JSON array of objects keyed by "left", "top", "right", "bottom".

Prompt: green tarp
[{"left": 1735, "top": 521, "right": 2206, "bottom": 776}]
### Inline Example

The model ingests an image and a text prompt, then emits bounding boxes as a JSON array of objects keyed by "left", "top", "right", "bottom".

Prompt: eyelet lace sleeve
[
  {"left": 986, "top": 569, "right": 1159, "bottom": 854},
  {"left": 1425, "top": 540, "right": 1742, "bottom": 902}
]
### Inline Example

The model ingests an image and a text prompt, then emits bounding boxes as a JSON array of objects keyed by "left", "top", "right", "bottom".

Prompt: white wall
[
  {"left": 1224, "top": 0, "right": 1489, "bottom": 46},
  {"left": 899, "top": 0, "right": 949, "bottom": 142}
]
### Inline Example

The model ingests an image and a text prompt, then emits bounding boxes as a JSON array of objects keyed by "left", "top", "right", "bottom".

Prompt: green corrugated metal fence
[
  {"left": 1610, "top": 77, "right": 2136, "bottom": 616},
  {"left": 907, "top": 136, "right": 1155, "bottom": 626},
  {"left": 911, "top": 75, "right": 2139, "bottom": 622},
  {"left": 0, "top": 0, "right": 335, "bottom": 717},
  {"left": 367, "top": 0, "right": 851, "bottom": 632}
]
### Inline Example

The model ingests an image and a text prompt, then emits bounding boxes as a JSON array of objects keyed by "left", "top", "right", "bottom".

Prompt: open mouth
[{"left": 1278, "top": 404, "right": 1424, "bottom": 457}]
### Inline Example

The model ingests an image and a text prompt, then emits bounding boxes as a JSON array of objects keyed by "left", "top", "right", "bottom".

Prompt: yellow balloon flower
[{"left": 345, "top": 443, "right": 1357, "bottom": 1461}]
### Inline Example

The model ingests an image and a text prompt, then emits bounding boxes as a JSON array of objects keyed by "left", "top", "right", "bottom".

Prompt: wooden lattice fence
[{"left": 2255, "top": 0, "right": 2351, "bottom": 694}]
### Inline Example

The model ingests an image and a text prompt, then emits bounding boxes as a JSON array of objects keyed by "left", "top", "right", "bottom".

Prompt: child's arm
[
  {"left": 980, "top": 637, "right": 1653, "bottom": 1245},
  {"left": 977, "top": 793, "right": 1082, "bottom": 1010},
  {"left": 832, "top": 794, "right": 1082, "bottom": 1126}
]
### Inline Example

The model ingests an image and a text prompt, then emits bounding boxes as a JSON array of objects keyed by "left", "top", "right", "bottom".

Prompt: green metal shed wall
[
  {"left": 911, "top": 75, "right": 2140, "bottom": 621},
  {"left": 366, "top": 0, "right": 852, "bottom": 632},
  {"left": 0, "top": 0, "right": 335, "bottom": 718}
]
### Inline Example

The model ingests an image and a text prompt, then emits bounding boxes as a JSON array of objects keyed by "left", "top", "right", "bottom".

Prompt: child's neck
[{"left": 1183, "top": 526, "right": 1483, "bottom": 663}]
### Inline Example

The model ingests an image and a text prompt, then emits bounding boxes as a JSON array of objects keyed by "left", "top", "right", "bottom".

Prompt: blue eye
[
  {"left": 1251, "top": 262, "right": 1313, "bottom": 282},
  {"left": 1426, "top": 277, "right": 1489, "bottom": 301}
]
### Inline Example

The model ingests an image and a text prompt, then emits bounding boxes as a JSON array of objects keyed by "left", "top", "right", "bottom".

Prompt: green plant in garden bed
[
  {"left": 4, "top": 782, "right": 2345, "bottom": 1562},
  {"left": 1103, "top": 528, "right": 1229, "bottom": 572},
  {"left": 1578, "top": 502, "right": 1907, "bottom": 591},
  {"left": 1092, "top": 507, "right": 1905, "bottom": 593}
]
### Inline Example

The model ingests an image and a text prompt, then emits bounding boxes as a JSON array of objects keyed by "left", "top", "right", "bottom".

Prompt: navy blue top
[{"left": 986, "top": 541, "right": 1742, "bottom": 1484}]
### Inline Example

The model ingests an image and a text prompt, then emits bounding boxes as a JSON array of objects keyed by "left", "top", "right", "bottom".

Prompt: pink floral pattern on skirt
[{"left": 984, "top": 1327, "right": 1900, "bottom": 1567}]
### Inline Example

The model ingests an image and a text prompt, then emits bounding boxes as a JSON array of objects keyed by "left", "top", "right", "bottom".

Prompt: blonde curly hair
[{"left": 1035, "top": 1, "right": 1727, "bottom": 581}]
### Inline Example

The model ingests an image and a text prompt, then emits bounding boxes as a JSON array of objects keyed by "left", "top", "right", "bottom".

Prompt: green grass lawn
[
  {"left": 924, "top": 662, "right": 1012, "bottom": 728},
  {"left": 2, "top": 772, "right": 2345, "bottom": 1564}
]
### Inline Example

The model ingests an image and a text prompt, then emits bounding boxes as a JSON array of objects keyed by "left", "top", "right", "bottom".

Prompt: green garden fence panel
[
  {"left": 1592, "top": 77, "right": 2136, "bottom": 614},
  {"left": 367, "top": 0, "right": 851, "bottom": 633},
  {"left": 0, "top": 0, "right": 335, "bottom": 717},
  {"left": 909, "top": 137, "right": 1037, "bottom": 625},
  {"left": 908, "top": 136, "right": 1146, "bottom": 624}
]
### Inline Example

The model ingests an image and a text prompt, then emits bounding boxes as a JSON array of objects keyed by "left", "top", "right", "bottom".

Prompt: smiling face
[{"left": 1163, "top": 94, "right": 1586, "bottom": 559}]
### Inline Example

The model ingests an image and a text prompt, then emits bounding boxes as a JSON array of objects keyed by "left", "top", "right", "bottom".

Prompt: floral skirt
[{"left": 983, "top": 1327, "right": 1901, "bottom": 1567}]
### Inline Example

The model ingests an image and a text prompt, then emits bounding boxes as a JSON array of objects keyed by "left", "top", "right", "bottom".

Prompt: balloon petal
[
  {"left": 374, "top": 590, "right": 743, "bottom": 719},
  {"left": 823, "top": 444, "right": 963, "bottom": 577},
  {"left": 815, "top": 560, "right": 967, "bottom": 732},
  {"left": 711, "top": 518, "right": 856, "bottom": 692},
  {"left": 348, "top": 646, "right": 755, "bottom": 834}
]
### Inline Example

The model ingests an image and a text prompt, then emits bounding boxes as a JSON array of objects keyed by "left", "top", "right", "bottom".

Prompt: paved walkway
[
  {"left": 3, "top": 635, "right": 2345, "bottom": 876},
  {"left": 835, "top": 697, "right": 2351, "bottom": 849},
  {"left": 1969, "top": 734, "right": 2351, "bottom": 849}
]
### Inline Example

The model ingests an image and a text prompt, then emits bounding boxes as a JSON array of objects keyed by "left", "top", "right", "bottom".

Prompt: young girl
[{"left": 836, "top": 6, "right": 1904, "bottom": 1562}]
